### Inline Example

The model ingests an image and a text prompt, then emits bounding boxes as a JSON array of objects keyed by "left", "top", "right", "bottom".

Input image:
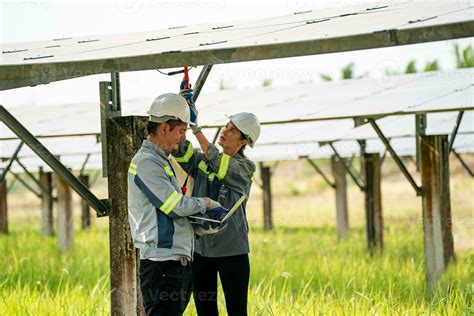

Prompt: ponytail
[{"left": 238, "top": 131, "right": 248, "bottom": 158}]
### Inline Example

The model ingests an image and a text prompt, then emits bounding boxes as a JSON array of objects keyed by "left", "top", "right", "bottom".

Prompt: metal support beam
[
  {"left": 39, "top": 168, "right": 54, "bottom": 236},
  {"left": 0, "top": 141, "right": 23, "bottom": 183},
  {"left": 380, "top": 147, "right": 388, "bottom": 166},
  {"left": 10, "top": 172, "right": 41, "bottom": 198},
  {"left": 332, "top": 156, "right": 349, "bottom": 240},
  {"left": 100, "top": 81, "right": 122, "bottom": 178},
  {"left": 305, "top": 157, "right": 335, "bottom": 188},
  {"left": 327, "top": 142, "right": 365, "bottom": 191},
  {"left": 80, "top": 174, "right": 91, "bottom": 230},
  {"left": 0, "top": 105, "right": 109, "bottom": 216},
  {"left": 369, "top": 118, "right": 422, "bottom": 196},
  {"left": 57, "top": 174, "right": 73, "bottom": 253},
  {"left": 80, "top": 153, "right": 91, "bottom": 177},
  {"left": 420, "top": 135, "right": 455, "bottom": 287},
  {"left": 15, "top": 158, "right": 48, "bottom": 194},
  {"left": 193, "top": 65, "right": 213, "bottom": 101},
  {"left": 416, "top": 114, "right": 427, "bottom": 171},
  {"left": 453, "top": 150, "right": 473, "bottom": 177},
  {"left": 7, "top": 178, "right": 16, "bottom": 192},
  {"left": 358, "top": 140, "right": 366, "bottom": 179},
  {"left": 0, "top": 179, "right": 8, "bottom": 234},
  {"left": 364, "top": 153, "right": 383, "bottom": 252},
  {"left": 260, "top": 162, "right": 273, "bottom": 230},
  {"left": 111, "top": 72, "right": 122, "bottom": 112},
  {"left": 212, "top": 127, "right": 222, "bottom": 144},
  {"left": 448, "top": 111, "right": 464, "bottom": 153}
]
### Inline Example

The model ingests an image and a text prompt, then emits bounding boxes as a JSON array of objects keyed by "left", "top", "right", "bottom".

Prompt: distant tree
[
  {"left": 262, "top": 79, "right": 272, "bottom": 87},
  {"left": 320, "top": 73, "right": 332, "bottom": 81},
  {"left": 454, "top": 43, "right": 474, "bottom": 68},
  {"left": 320, "top": 63, "right": 367, "bottom": 81},
  {"left": 405, "top": 60, "right": 417, "bottom": 74},
  {"left": 385, "top": 59, "right": 440, "bottom": 75},
  {"left": 423, "top": 60, "right": 440, "bottom": 72},
  {"left": 341, "top": 63, "right": 354, "bottom": 79}
]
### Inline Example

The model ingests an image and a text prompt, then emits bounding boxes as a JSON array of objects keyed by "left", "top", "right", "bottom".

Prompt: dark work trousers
[
  {"left": 139, "top": 259, "right": 192, "bottom": 316},
  {"left": 192, "top": 253, "right": 250, "bottom": 316}
]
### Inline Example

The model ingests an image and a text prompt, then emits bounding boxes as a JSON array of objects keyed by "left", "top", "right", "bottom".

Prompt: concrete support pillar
[
  {"left": 39, "top": 169, "right": 54, "bottom": 236},
  {"left": 56, "top": 174, "right": 73, "bottom": 252},
  {"left": 0, "top": 179, "right": 8, "bottom": 234},
  {"left": 79, "top": 174, "right": 91, "bottom": 230},
  {"left": 420, "top": 135, "right": 455, "bottom": 286},
  {"left": 107, "top": 116, "right": 147, "bottom": 315},
  {"left": 260, "top": 163, "right": 273, "bottom": 230},
  {"left": 332, "top": 156, "right": 349, "bottom": 240},
  {"left": 364, "top": 153, "right": 383, "bottom": 251}
]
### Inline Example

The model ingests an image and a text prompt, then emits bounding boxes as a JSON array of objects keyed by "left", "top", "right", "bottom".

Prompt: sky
[{"left": 0, "top": 0, "right": 473, "bottom": 109}]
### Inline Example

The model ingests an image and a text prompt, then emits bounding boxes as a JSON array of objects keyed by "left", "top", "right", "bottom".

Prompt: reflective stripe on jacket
[
  {"left": 128, "top": 140, "right": 206, "bottom": 261},
  {"left": 173, "top": 140, "right": 255, "bottom": 257}
]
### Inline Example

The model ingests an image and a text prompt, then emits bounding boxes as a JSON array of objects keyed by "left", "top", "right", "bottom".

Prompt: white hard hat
[
  {"left": 147, "top": 93, "right": 194, "bottom": 125},
  {"left": 228, "top": 112, "right": 261, "bottom": 148}
]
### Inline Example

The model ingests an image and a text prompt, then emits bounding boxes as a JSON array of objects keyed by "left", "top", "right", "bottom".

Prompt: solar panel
[
  {"left": 337, "top": 111, "right": 474, "bottom": 141},
  {"left": 1, "top": 69, "right": 473, "bottom": 141},
  {"left": 1, "top": 69, "right": 472, "bottom": 168},
  {"left": 1, "top": 1, "right": 473, "bottom": 89}
]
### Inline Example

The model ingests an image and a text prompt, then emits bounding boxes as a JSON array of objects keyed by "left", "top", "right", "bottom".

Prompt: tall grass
[
  {"left": 0, "top": 222, "right": 472, "bottom": 315},
  {"left": 1, "top": 158, "right": 472, "bottom": 314}
]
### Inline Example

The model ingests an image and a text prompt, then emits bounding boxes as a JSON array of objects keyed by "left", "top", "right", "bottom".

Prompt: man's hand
[{"left": 206, "top": 200, "right": 229, "bottom": 229}]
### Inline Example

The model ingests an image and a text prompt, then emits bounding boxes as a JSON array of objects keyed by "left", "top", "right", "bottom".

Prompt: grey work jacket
[
  {"left": 173, "top": 140, "right": 255, "bottom": 257},
  {"left": 128, "top": 140, "right": 207, "bottom": 261}
]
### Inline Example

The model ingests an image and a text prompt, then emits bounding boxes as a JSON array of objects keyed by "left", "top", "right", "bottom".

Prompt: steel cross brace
[
  {"left": 453, "top": 150, "right": 473, "bottom": 177},
  {"left": 380, "top": 139, "right": 390, "bottom": 166},
  {"left": 10, "top": 172, "right": 41, "bottom": 198},
  {"left": 0, "top": 141, "right": 23, "bottom": 183},
  {"left": 13, "top": 158, "right": 48, "bottom": 194},
  {"left": 212, "top": 127, "right": 222, "bottom": 144},
  {"left": 304, "top": 157, "right": 335, "bottom": 188},
  {"left": 0, "top": 105, "right": 110, "bottom": 216},
  {"left": 189, "top": 65, "right": 217, "bottom": 143},
  {"left": 323, "top": 142, "right": 365, "bottom": 191},
  {"left": 448, "top": 111, "right": 464, "bottom": 153},
  {"left": 193, "top": 65, "right": 213, "bottom": 100},
  {"left": 368, "top": 118, "right": 422, "bottom": 196},
  {"left": 7, "top": 177, "right": 16, "bottom": 192},
  {"left": 80, "top": 153, "right": 91, "bottom": 177}
]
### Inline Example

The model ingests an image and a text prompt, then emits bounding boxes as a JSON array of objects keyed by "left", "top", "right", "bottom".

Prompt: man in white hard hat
[{"left": 127, "top": 93, "right": 228, "bottom": 316}]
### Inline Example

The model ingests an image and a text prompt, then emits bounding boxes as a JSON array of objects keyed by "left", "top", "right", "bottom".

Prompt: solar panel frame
[{"left": 1, "top": 1, "right": 473, "bottom": 90}]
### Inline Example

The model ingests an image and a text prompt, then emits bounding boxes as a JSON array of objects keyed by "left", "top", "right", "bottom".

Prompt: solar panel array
[
  {"left": 1, "top": 69, "right": 472, "bottom": 171},
  {"left": 1, "top": 1, "right": 473, "bottom": 89}
]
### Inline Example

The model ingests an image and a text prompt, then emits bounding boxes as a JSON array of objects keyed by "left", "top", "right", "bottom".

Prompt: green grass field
[
  {"left": 0, "top": 222, "right": 472, "bottom": 315},
  {"left": 1, "top": 159, "right": 473, "bottom": 315}
]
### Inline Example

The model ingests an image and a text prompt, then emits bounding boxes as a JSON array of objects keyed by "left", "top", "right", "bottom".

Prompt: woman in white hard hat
[{"left": 173, "top": 81, "right": 260, "bottom": 316}]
